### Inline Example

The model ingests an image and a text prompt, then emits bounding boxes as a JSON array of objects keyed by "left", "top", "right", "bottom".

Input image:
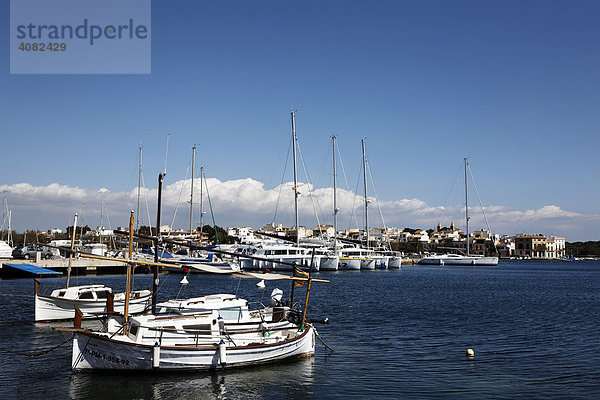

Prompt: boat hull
[
  {"left": 35, "top": 291, "right": 151, "bottom": 322},
  {"left": 72, "top": 325, "right": 315, "bottom": 371},
  {"left": 419, "top": 255, "right": 498, "bottom": 266},
  {"left": 338, "top": 258, "right": 361, "bottom": 270},
  {"left": 319, "top": 256, "right": 339, "bottom": 271}
]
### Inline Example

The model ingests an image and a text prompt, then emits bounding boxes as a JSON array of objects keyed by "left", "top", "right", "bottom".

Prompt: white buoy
[
  {"left": 153, "top": 342, "right": 161, "bottom": 368},
  {"left": 219, "top": 339, "right": 227, "bottom": 366},
  {"left": 180, "top": 275, "right": 189, "bottom": 285},
  {"left": 256, "top": 279, "right": 265, "bottom": 289},
  {"left": 466, "top": 348, "right": 475, "bottom": 357}
]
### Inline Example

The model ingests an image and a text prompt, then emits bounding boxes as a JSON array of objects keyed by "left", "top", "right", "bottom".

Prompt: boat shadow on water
[{"left": 68, "top": 356, "right": 315, "bottom": 399}]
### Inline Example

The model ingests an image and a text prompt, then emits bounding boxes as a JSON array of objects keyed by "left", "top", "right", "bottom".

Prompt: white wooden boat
[
  {"left": 34, "top": 281, "right": 151, "bottom": 322},
  {"left": 69, "top": 313, "right": 315, "bottom": 371}
]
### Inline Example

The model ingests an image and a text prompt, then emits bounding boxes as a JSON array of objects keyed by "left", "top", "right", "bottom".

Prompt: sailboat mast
[
  {"left": 464, "top": 157, "right": 470, "bottom": 256},
  {"left": 190, "top": 145, "right": 196, "bottom": 234},
  {"left": 66, "top": 213, "right": 78, "bottom": 289},
  {"left": 332, "top": 136, "right": 338, "bottom": 252},
  {"left": 153, "top": 173, "right": 164, "bottom": 314},
  {"left": 200, "top": 166, "right": 204, "bottom": 235},
  {"left": 123, "top": 210, "right": 134, "bottom": 336},
  {"left": 291, "top": 111, "right": 300, "bottom": 248},
  {"left": 136, "top": 144, "right": 142, "bottom": 231},
  {"left": 362, "top": 139, "right": 369, "bottom": 250}
]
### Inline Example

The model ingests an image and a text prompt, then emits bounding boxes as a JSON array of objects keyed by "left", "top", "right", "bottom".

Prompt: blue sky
[{"left": 1, "top": 0, "right": 599, "bottom": 241}]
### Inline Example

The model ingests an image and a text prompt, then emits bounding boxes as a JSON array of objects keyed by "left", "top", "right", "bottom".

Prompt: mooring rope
[
  {"left": 0, "top": 337, "right": 70, "bottom": 358},
  {"left": 314, "top": 327, "right": 334, "bottom": 352}
]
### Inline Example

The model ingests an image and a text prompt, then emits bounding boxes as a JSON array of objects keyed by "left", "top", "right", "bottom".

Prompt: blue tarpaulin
[{"left": 2, "top": 263, "right": 62, "bottom": 277}]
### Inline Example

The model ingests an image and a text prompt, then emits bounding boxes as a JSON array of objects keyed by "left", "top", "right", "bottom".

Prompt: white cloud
[{"left": 0, "top": 180, "right": 597, "bottom": 241}]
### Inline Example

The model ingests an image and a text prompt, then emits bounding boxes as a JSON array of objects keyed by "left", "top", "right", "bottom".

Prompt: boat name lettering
[{"left": 83, "top": 348, "right": 130, "bottom": 365}]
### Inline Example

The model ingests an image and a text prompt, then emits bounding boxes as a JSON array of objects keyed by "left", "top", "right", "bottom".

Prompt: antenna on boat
[{"left": 163, "top": 133, "right": 170, "bottom": 176}]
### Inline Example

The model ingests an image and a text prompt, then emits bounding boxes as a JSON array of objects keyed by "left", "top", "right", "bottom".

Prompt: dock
[{"left": 1, "top": 257, "right": 131, "bottom": 278}]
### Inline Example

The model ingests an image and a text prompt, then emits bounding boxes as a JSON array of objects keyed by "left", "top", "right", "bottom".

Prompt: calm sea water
[{"left": 1, "top": 260, "right": 599, "bottom": 399}]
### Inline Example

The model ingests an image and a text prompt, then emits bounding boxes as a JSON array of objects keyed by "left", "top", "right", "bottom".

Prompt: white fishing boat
[
  {"left": 34, "top": 213, "right": 152, "bottom": 322},
  {"left": 58, "top": 207, "right": 329, "bottom": 372},
  {"left": 69, "top": 314, "right": 316, "bottom": 371},
  {"left": 34, "top": 282, "right": 151, "bottom": 322}
]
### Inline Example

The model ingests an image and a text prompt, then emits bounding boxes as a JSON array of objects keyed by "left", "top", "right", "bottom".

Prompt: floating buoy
[
  {"left": 466, "top": 348, "right": 475, "bottom": 357},
  {"left": 180, "top": 275, "right": 189, "bottom": 285},
  {"left": 256, "top": 279, "right": 266, "bottom": 289}
]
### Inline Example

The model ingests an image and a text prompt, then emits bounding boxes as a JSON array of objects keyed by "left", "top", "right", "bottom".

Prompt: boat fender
[
  {"left": 219, "top": 339, "right": 227, "bottom": 366},
  {"left": 152, "top": 342, "right": 160, "bottom": 368},
  {"left": 260, "top": 321, "right": 270, "bottom": 337}
]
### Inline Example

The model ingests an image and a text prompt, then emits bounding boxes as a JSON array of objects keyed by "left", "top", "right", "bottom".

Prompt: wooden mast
[
  {"left": 66, "top": 213, "right": 78, "bottom": 288},
  {"left": 123, "top": 210, "right": 134, "bottom": 336}
]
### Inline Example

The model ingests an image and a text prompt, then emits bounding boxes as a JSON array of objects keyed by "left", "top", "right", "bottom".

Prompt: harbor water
[{"left": 1, "top": 260, "right": 599, "bottom": 399}]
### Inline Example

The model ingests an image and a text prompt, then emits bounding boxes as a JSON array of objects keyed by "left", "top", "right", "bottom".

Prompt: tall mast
[
  {"left": 153, "top": 173, "right": 164, "bottom": 314},
  {"left": 66, "top": 213, "right": 78, "bottom": 289},
  {"left": 362, "top": 139, "right": 369, "bottom": 250},
  {"left": 189, "top": 145, "right": 196, "bottom": 234},
  {"left": 200, "top": 166, "right": 204, "bottom": 235},
  {"left": 464, "top": 157, "right": 470, "bottom": 256},
  {"left": 100, "top": 200, "right": 104, "bottom": 246},
  {"left": 291, "top": 111, "right": 300, "bottom": 248},
  {"left": 123, "top": 210, "right": 134, "bottom": 336},
  {"left": 136, "top": 144, "right": 142, "bottom": 231},
  {"left": 332, "top": 136, "right": 338, "bottom": 252}
]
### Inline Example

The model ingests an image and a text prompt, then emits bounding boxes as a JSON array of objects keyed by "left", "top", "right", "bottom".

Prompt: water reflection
[{"left": 69, "top": 357, "right": 315, "bottom": 399}]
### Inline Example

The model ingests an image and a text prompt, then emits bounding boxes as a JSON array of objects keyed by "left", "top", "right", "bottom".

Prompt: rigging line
[
  {"left": 335, "top": 140, "right": 361, "bottom": 231},
  {"left": 366, "top": 161, "right": 391, "bottom": 251},
  {"left": 296, "top": 141, "right": 323, "bottom": 231},
  {"left": 203, "top": 169, "right": 220, "bottom": 245},
  {"left": 468, "top": 164, "right": 498, "bottom": 254},
  {"left": 140, "top": 172, "right": 153, "bottom": 236},
  {"left": 169, "top": 162, "right": 191, "bottom": 233},
  {"left": 443, "top": 161, "right": 464, "bottom": 209},
  {"left": 272, "top": 134, "right": 293, "bottom": 224}
]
